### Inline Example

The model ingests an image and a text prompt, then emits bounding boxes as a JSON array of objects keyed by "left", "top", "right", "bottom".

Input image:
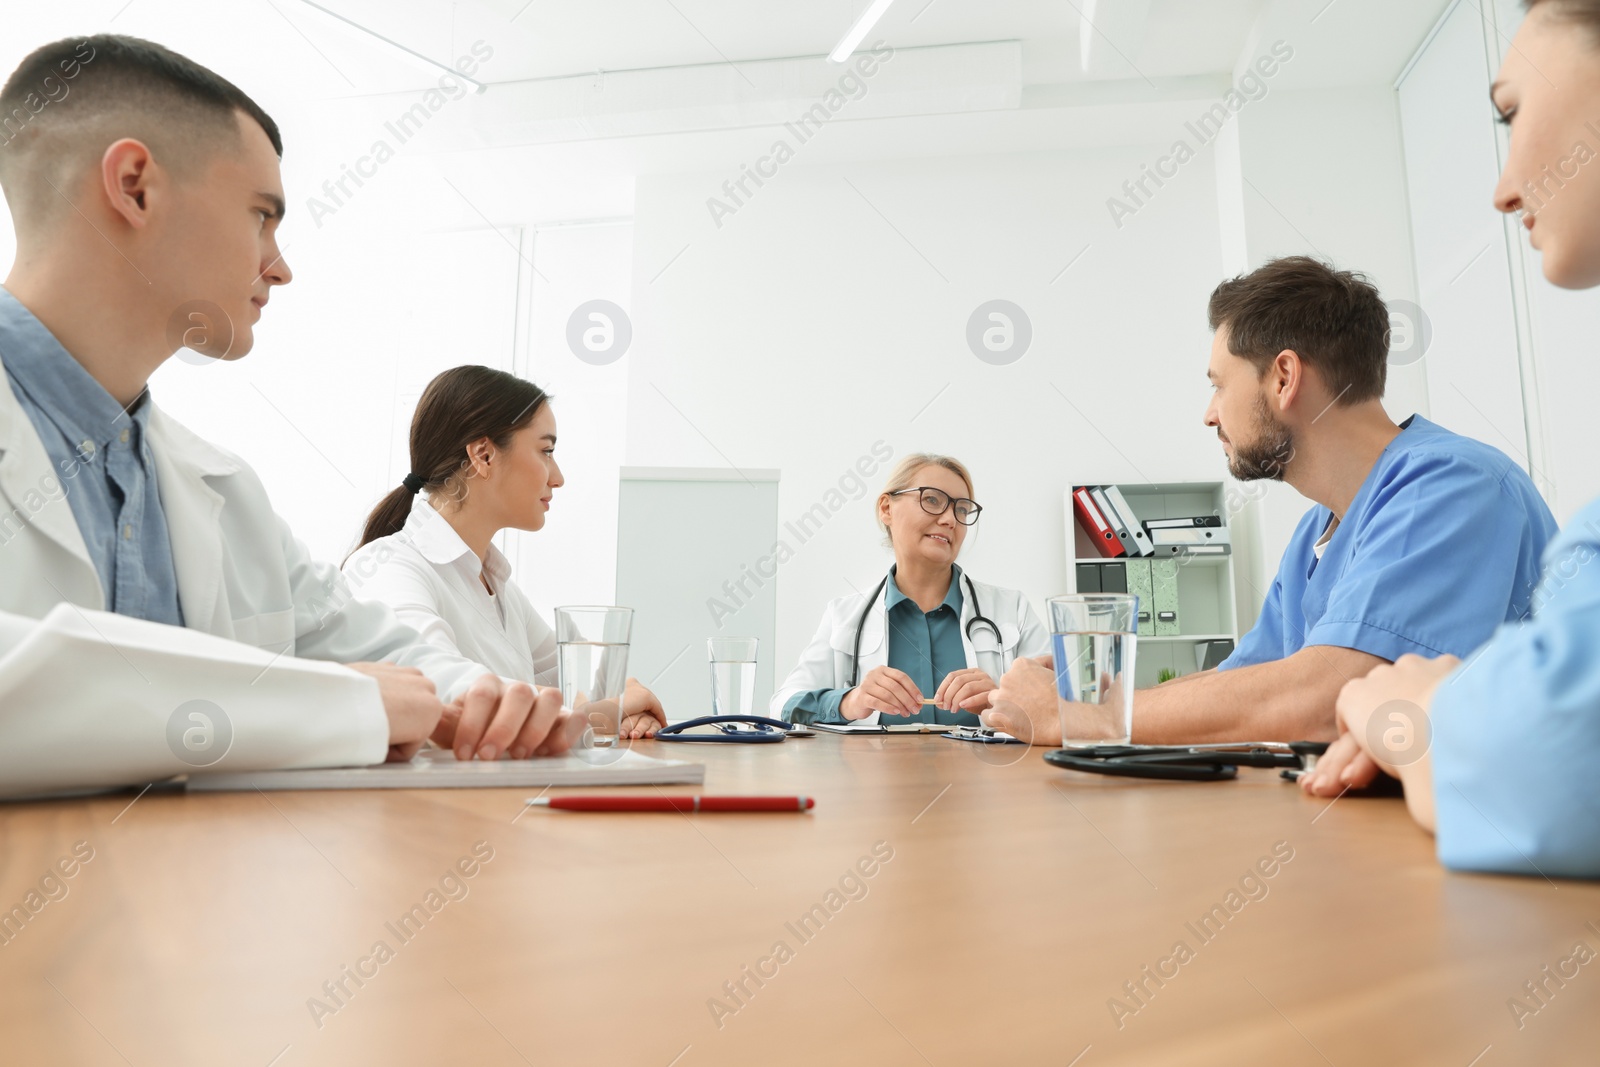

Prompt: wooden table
[{"left": 2, "top": 734, "right": 1595, "bottom": 1066}]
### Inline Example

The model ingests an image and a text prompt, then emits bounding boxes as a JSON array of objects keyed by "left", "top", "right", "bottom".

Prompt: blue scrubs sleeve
[
  {"left": 1306, "top": 452, "right": 1549, "bottom": 662},
  {"left": 1431, "top": 505, "right": 1600, "bottom": 878}
]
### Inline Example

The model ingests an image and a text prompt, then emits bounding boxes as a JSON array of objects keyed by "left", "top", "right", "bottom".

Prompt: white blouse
[{"left": 341, "top": 495, "right": 557, "bottom": 687}]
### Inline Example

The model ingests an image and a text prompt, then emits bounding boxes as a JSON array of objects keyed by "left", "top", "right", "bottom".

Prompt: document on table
[
  {"left": 811, "top": 722, "right": 956, "bottom": 734},
  {"left": 186, "top": 747, "right": 705, "bottom": 792}
]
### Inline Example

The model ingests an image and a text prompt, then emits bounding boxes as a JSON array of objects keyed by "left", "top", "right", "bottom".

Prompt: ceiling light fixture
[{"left": 829, "top": 0, "right": 897, "bottom": 63}]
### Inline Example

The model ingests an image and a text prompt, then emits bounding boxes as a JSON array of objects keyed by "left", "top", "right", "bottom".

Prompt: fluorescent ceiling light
[
  {"left": 295, "top": 0, "right": 487, "bottom": 93},
  {"left": 1079, "top": 0, "right": 1101, "bottom": 72},
  {"left": 829, "top": 0, "right": 897, "bottom": 63}
]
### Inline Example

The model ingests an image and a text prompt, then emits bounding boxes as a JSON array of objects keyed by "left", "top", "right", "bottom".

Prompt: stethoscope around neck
[{"left": 847, "top": 571, "right": 1004, "bottom": 687}]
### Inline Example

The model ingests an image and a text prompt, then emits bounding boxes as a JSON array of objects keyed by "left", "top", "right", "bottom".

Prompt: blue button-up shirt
[
  {"left": 785, "top": 565, "right": 977, "bottom": 726},
  {"left": 0, "top": 287, "right": 183, "bottom": 625}
]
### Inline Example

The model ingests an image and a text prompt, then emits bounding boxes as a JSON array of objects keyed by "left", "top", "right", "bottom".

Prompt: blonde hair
[{"left": 876, "top": 453, "right": 975, "bottom": 544}]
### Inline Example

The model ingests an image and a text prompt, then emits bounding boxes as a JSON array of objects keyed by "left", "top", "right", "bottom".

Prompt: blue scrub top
[
  {"left": 784, "top": 565, "right": 978, "bottom": 726},
  {"left": 1221, "top": 415, "right": 1557, "bottom": 670},
  {"left": 1431, "top": 497, "right": 1600, "bottom": 878}
]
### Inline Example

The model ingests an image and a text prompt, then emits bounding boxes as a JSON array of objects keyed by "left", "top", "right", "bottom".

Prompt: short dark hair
[
  {"left": 0, "top": 34, "right": 280, "bottom": 211},
  {"left": 1207, "top": 256, "right": 1390, "bottom": 405}
]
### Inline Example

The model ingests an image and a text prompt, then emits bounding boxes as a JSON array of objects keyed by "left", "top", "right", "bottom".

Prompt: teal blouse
[{"left": 784, "top": 565, "right": 979, "bottom": 727}]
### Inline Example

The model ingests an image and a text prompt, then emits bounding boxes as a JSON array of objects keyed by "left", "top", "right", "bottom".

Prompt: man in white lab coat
[{"left": 0, "top": 34, "right": 570, "bottom": 795}]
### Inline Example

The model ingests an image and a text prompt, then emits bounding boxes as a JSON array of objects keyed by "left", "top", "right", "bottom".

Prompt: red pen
[{"left": 526, "top": 795, "right": 814, "bottom": 813}]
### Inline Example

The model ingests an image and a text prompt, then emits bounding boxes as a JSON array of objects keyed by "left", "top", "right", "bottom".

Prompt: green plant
[{"left": 1156, "top": 668, "right": 1179, "bottom": 684}]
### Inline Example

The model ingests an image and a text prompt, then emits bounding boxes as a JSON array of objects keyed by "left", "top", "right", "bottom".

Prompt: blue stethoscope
[{"left": 847, "top": 572, "right": 1003, "bottom": 687}]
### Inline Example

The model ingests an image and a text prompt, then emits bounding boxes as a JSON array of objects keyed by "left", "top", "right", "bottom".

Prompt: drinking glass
[
  {"left": 556, "top": 606, "right": 634, "bottom": 748},
  {"left": 1048, "top": 594, "right": 1138, "bottom": 746}
]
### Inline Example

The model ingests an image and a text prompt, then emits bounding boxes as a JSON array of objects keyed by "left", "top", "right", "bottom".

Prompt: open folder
[
  {"left": 186, "top": 748, "right": 705, "bottom": 792},
  {"left": 0, "top": 603, "right": 701, "bottom": 799},
  {"left": 0, "top": 603, "right": 392, "bottom": 800}
]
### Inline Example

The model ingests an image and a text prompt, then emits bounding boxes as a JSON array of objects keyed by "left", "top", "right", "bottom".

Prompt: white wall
[
  {"left": 506, "top": 221, "right": 635, "bottom": 615},
  {"left": 1397, "top": 1, "right": 1538, "bottom": 498},
  {"left": 1217, "top": 84, "right": 1429, "bottom": 611},
  {"left": 1522, "top": 279, "right": 1600, "bottom": 521},
  {"left": 624, "top": 147, "right": 1232, "bottom": 678},
  {"left": 148, "top": 227, "right": 521, "bottom": 563},
  {"left": 1396, "top": 0, "right": 1600, "bottom": 525}
]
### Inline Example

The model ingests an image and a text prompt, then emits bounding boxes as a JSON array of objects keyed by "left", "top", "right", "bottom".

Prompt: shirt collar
[
  {"left": 403, "top": 493, "right": 513, "bottom": 584},
  {"left": 0, "top": 285, "right": 149, "bottom": 451},
  {"left": 885, "top": 564, "right": 964, "bottom": 614}
]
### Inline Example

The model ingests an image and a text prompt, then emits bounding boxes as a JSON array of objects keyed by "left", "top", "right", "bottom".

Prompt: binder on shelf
[
  {"left": 1154, "top": 544, "right": 1231, "bottom": 558},
  {"left": 1152, "top": 558, "right": 1180, "bottom": 636},
  {"left": 1076, "top": 564, "right": 1102, "bottom": 593},
  {"left": 1101, "top": 485, "right": 1155, "bottom": 556},
  {"left": 1125, "top": 557, "right": 1155, "bottom": 637},
  {"left": 1072, "top": 486, "right": 1124, "bottom": 558},
  {"left": 1099, "top": 562, "right": 1128, "bottom": 594},
  {"left": 1196, "top": 639, "right": 1235, "bottom": 671},
  {"left": 1144, "top": 515, "right": 1223, "bottom": 531},
  {"left": 1091, "top": 487, "right": 1141, "bottom": 558},
  {"left": 1150, "top": 527, "right": 1231, "bottom": 548}
]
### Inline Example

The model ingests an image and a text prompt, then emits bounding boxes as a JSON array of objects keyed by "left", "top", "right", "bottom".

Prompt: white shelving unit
[{"left": 1064, "top": 481, "right": 1241, "bottom": 687}]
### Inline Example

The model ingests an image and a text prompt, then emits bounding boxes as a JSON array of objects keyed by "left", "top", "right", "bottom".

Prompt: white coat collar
[
  {"left": 403, "top": 495, "right": 513, "bottom": 587},
  {"left": 146, "top": 404, "right": 241, "bottom": 478},
  {"left": 144, "top": 403, "right": 240, "bottom": 630}
]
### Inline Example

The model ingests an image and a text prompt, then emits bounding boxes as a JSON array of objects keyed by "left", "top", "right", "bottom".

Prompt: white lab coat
[
  {"left": 770, "top": 572, "right": 1050, "bottom": 723},
  {"left": 0, "top": 360, "right": 491, "bottom": 797}
]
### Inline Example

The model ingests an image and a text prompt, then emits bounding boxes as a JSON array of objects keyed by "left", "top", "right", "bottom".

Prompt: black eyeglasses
[{"left": 889, "top": 487, "right": 983, "bottom": 525}]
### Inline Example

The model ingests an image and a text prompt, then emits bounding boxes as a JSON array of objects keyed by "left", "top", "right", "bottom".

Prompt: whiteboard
[{"left": 615, "top": 468, "right": 780, "bottom": 722}]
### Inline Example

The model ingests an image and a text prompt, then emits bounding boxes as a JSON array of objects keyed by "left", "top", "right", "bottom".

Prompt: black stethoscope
[
  {"left": 1043, "top": 742, "right": 1329, "bottom": 781},
  {"left": 657, "top": 716, "right": 810, "bottom": 743},
  {"left": 847, "top": 571, "right": 1003, "bottom": 687}
]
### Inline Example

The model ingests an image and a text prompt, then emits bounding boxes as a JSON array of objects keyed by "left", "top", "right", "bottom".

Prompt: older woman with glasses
[{"left": 772, "top": 453, "right": 1049, "bottom": 727}]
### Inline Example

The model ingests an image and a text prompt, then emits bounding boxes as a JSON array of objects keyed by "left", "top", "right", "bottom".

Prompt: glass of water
[
  {"left": 1048, "top": 594, "right": 1138, "bottom": 746},
  {"left": 708, "top": 637, "right": 758, "bottom": 716},
  {"left": 556, "top": 606, "right": 634, "bottom": 748}
]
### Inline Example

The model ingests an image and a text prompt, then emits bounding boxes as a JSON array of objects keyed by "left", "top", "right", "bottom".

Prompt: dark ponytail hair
[{"left": 356, "top": 366, "right": 551, "bottom": 550}]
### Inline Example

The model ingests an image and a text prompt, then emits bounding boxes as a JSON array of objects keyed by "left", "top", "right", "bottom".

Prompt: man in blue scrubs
[{"left": 988, "top": 256, "right": 1558, "bottom": 745}]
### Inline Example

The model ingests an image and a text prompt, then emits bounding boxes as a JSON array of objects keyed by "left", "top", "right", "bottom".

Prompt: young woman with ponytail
[{"left": 344, "top": 366, "right": 667, "bottom": 747}]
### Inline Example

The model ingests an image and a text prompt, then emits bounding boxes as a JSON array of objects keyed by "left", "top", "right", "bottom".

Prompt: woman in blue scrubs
[{"left": 1302, "top": 0, "right": 1600, "bottom": 878}]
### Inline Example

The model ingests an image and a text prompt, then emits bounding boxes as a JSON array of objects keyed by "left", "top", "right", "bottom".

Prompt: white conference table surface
[{"left": 1, "top": 733, "right": 1595, "bottom": 1066}]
